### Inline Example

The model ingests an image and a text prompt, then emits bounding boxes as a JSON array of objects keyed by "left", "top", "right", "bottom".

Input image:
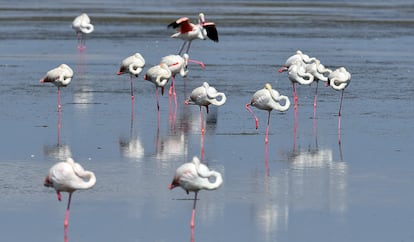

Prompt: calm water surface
[{"left": 0, "top": 0, "right": 413, "bottom": 242}]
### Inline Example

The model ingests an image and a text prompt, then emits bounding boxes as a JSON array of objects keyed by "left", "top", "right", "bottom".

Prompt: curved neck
[
  {"left": 275, "top": 95, "right": 291, "bottom": 111},
  {"left": 156, "top": 76, "right": 169, "bottom": 87},
  {"left": 202, "top": 170, "right": 223, "bottom": 190},
  {"left": 81, "top": 24, "right": 94, "bottom": 33},
  {"left": 330, "top": 78, "right": 348, "bottom": 90},
  {"left": 209, "top": 92, "right": 226, "bottom": 106},
  {"left": 76, "top": 171, "right": 96, "bottom": 190},
  {"left": 129, "top": 64, "right": 143, "bottom": 76}
]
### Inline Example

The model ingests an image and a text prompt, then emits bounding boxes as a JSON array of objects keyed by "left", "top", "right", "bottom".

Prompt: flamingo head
[
  {"left": 169, "top": 178, "right": 180, "bottom": 190},
  {"left": 44, "top": 176, "right": 53, "bottom": 187}
]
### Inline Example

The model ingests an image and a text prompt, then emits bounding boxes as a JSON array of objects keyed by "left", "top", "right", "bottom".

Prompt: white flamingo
[
  {"left": 168, "top": 13, "right": 219, "bottom": 54},
  {"left": 169, "top": 156, "right": 223, "bottom": 228},
  {"left": 246, "top": 83, "right": 290, "bottom": 144},
  {"left": 40, "top": 64, "right": 74, "bottom": 111},
  {"left": 44, "top": 157, "right": 96, "bottom": 228},
  {"left": 72, "top": 13, "right": 94, "bottom": 50},
  {"left": 328, "top": 67, "right": 351, "bottom": 143},
  {"left": 117, "top": 53, "right": 146, "bottom": 100},
  {"left": 287, "top": 61, "right": 314, "bottom": 110},
  {"left": 144, "top": 63, "right": 172, "bottom": 111}
]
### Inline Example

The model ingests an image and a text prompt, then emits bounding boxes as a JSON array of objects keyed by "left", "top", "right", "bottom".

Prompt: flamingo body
[
  {"left": 117, "top": 53, "right": 145, "bottom": 77},
  {"left": 185, "top": 82, "right": 227, "bottom": 111},
  {"left": 144, "top": 63, "right": 172, "bottom": 90},
  {"left": 168, "top": 13, "right": 218, "bottom": 54},
  {"left": 328, "top": 67, "right": 351, "bottom": 90},
  {"left": 161, "top": 54, "right": 189, "bottom": 77},
  {"left": 144, "top": 63, "right": 172, "bottom": 110},
  {"left": 44, "top": 158, "right": 96, "bottom": 228},
  {"left": 40, "top": 64, "right": 74, "bottom": 87},
  {"left": 169, "top": 156, "right": 223, "bottom": 193},
  {"left": 72, "top": 13, "right": 94, "bottom": 50},
  {"left": 246, "top": 83, "right": 290, "bottom": 143},
  {"left": 169, "top": 156, "right": 222, "bottom": 228},
  {"left": 278, "top": 50, "right": 315, "bottom": 73},
  {"left": 40, "top": 64, "right": 74, "bottom": 111},
  {"left": 72, "top": 13, "right": 94, "bottom": 34}
]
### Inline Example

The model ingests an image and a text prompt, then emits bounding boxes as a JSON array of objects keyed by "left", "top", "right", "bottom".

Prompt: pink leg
[
  {"left": 293, "top": 82, "right": 298, "bottom": 111},
  {"left": 245, "top": 104, "right": 259, "bottom": 129},
  {"left": 313, "top": 81, "right": 319, "bottom": 119},
  {"left": 77, "top": 32, "right": 81, "bottom": 50},
  {"left": 57, "top": 87, "right": 62, "bottom": 112},
  {"left": 338, "top": 90, "right": 344, "bottom": 144},
  {"left": 130, "top": 75, "right": 135, "bottom": 101},
  {"left": 265, "top": 141, "right": 269, "bottom": 176},
  {"left": 190, "top": 192, "right": 198, "bottom": 228},
  {"left": 57, "top": 110, "right": 61, "bottom": 145},
  {"left": 155, "top": 88, "right": 160, "bottom": 111},
  {"left": 64, "top": 193, "right": 72, "bottom": 228},
  {"left": 56, "top": 191, "right": 62, "bottom": 201},
  {"left": 199, "top": 107, "right": 205, "bottom": 135},
  {"left": 265, "top": 111, "right": 271, "bottom": 144},
  {"left": 188, "top": 59, "right": 205, "bottom": 69}
]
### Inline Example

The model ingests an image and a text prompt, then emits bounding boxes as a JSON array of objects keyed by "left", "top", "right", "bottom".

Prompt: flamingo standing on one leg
[
  {"left": 246, "top": 83, "right": 290, "bottom": 144},
  {"left": 169, "top": 156, "right": 223, "bottom": 228},
  {"left": 40, "top": 64, "right": 74, "bottom": 112},
  {"left": 327, "top": 67, "right": 351, "bottom": 144},
  {"left": 184, "top": 82, "right": 226, "bottom": 134},
  {"left": 117, "top": 53, "right": 146, "bottom": 101},
  {"left": 168, "top": 13, "right": 219, "bottom": 55},
  {"left": 144, "top": 63, "right": 172, "bottom": 112},
  {"left": 44, "top": 157, "right": 96, "bottom": 228},
  {"left": 305, "top": 58, "right": 332, "bottom": 118},
  {"left": 72, "top": 13, "right": 94, "bottom": 51}
]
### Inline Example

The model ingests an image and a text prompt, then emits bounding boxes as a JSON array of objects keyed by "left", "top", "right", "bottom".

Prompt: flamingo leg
[
  {"left": 77, "top": 32, "right": 82, "bottom": 50},
  {"left": 57, "top": 86, "right": 61, "bottom": 112},
  {"left": 190, "top": 192, "right": 198, "bottom": 228},
  {"left": 199, "top": 106, "right": 205, "bottom": 135},
  {"left": 130, "top": 75, "right": 135, "bottom": 101},
  {"left": 178, "top": 41, "right": 187, "bottom": 55},
  {"left": 245, "top": 104, "right": 259, "bottom": 129},
  {"left": 265, "top": 111, "right": 271, "bottom": 144},
  {"left": 156, "top": 88, "right": 160, "bottom": 111},
  {"left": 186, "top": 41, "right": 193, "bottom": 54},
  {"left": 293, "top": 82, "right": 298, "bottom": 111},
  {"left": 64, "top": 193, "right": 72, "bottom": 228},
  {"left": 57, "top": 110, "right": 61, "bottom": 145},
  {"left": 338, "top": 90, "right": 344, "bottom": 144},
  {"left": 313, "top": 81, "right": 319, "bottom": 119}
]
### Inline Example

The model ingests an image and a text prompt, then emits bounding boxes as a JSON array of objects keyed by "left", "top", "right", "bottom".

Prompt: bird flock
[{"left": 41, "top": 12, "right": 351, "bottom": 232}]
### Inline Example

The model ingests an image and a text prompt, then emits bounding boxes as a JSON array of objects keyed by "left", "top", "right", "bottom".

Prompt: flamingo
[
  {"left": 117, "top": 53, "right": 146, "bottom": 101},
  {"left": 40, "top": 64, "right": 74, "bottom": 112},
  {"left": 144, "top": 63, "right": 172, "bottom": 111},
  {"left": 246, "top": 83, "right": 290, "bottom": 144},
  {"left": 168, "top": 13, "right": 219, "bottom": 54},
  {"left": 287, "top": 61, "right": 314, "bottom": 111},
  {"left": 305, "top": 58, "right": 332, "bottom": 117},
  {"left": 169, "top": 156, "right": 223, "bottom": 228},
  {"left": 160, "top": 53, "right": 205, "bottom": 101},
  {"left": 327, "top": 67, "right": 351, "bottom": 143},
  {"left": 44, "top": 157, "right": 96, "bottom": 228},
  {"left": 72, "top": 13, "right": 94, "bottom": 51},
  {"left": 184, "top": 82, "right": 226, "bottom": 134}
]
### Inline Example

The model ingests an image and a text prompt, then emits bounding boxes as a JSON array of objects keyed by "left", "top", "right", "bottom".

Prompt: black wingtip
[{"left": 205, "top": 25, "right": 219, "bottom": 42}]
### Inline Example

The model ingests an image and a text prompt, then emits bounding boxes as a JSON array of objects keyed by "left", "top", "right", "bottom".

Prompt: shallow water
[{"left": 0, "top": 0, "right": 413, "bottom": 242}]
